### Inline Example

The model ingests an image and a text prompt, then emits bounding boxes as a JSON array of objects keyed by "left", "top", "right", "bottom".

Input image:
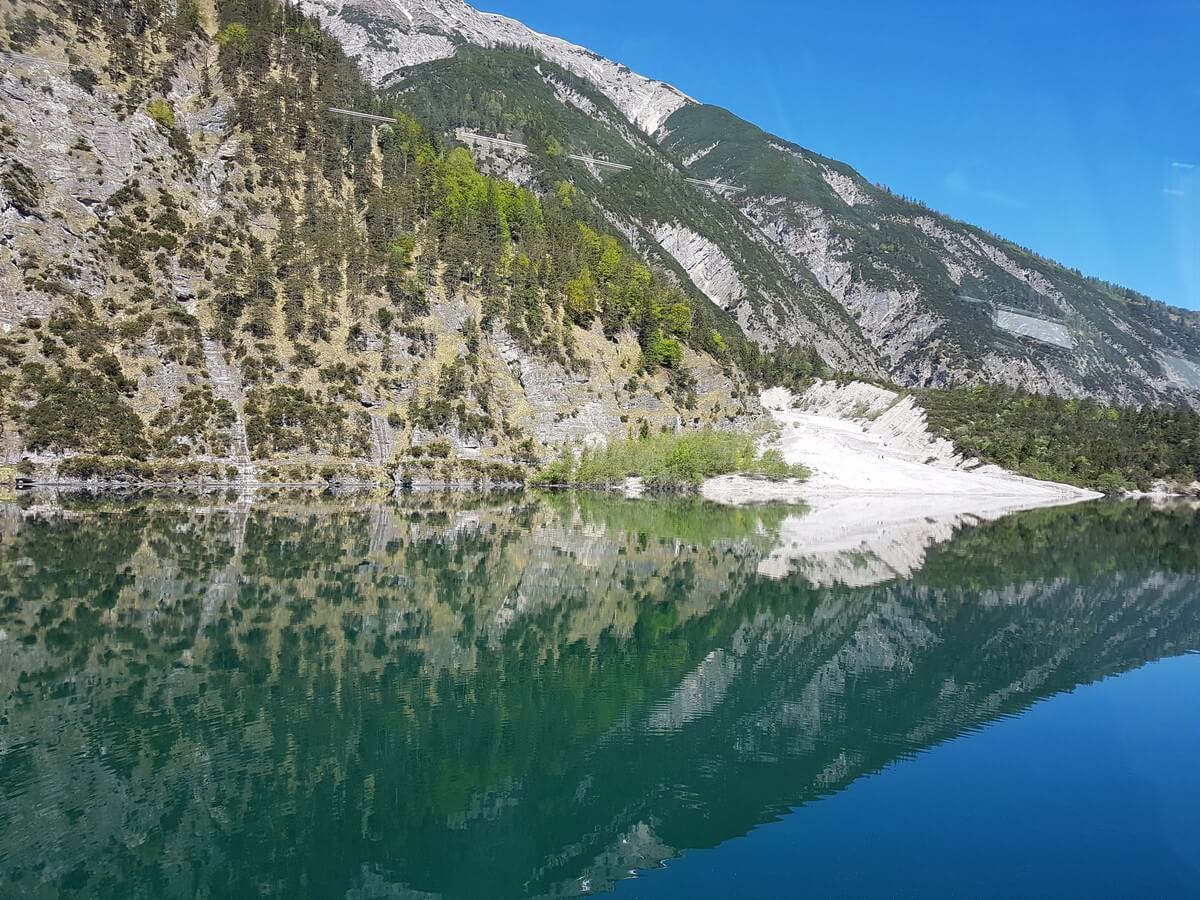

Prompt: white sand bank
[
  {"left": 705, "top": 381, "right": 1101, "bottom": 507},
  {"left": 702, "top": 381, "right": 1102, "bottom": 586}
]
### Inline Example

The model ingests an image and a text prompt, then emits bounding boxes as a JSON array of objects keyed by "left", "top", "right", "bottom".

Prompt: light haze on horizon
[{"left": 477, "top": 0, "right": 1200, "bottom": 311}]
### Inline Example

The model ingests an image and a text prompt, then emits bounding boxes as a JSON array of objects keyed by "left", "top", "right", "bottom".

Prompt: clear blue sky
[{"left": 478, "top": 0, "right": 1200, "bottom": 310}]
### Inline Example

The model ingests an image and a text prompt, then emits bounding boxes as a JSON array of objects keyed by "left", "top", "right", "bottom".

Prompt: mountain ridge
[
  {"left": 296, "top": 0, "right": 693, "bottom": 133},
  {"left": 0, "top": 0, "right": 1197, "bottom": 490},
  {"left": 298, "top": 0, "right": 1200, "bottom": 407}
]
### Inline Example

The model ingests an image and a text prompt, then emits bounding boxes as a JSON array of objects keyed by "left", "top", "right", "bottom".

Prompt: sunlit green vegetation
[
  {"left": 145, "top": 98, "right": 176, "bottom": 130},
  {"left": 536, "top": 429, "right": 809, "bottom": 488}
]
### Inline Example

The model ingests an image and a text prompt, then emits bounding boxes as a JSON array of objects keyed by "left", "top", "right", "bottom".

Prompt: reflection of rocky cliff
[{"left": 0, "top": 497, "right": 1197, "bottom": 898}]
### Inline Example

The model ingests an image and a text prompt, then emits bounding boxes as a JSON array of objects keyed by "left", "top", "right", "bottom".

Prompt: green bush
[
  {"left": 537, "top": 451, "right": 576, "bottom": 485},
  {"left": 56, "top": 457, "right": 226, "bottom": 482},
  {"left": 538, "top": 430, "right": 809, "bottom": 488},
  {"left": 245, "top": 387, "right": 348, "bottom": 458},
  {"left": 146, "top": 99, "right": 176, "bottom": 130},
  {"left": 69, "top": 67, "right": 100, "bottom": 94},
  {"left": 215, "top": 22, "right": 249, "bottom": 50},
  {"left": 641, "top": 333, "right": 684, "bottom": 370},
  {"left": 21, "top": 366, "right": 149, "bottom": 458},
  {"left": 58, "top": 456, "right": 148, "bottom": 481},
  {"left": 1, "top": 160, "right": 41, "bottom": 216}
]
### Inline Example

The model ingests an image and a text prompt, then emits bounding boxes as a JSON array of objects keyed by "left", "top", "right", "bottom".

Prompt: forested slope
[
  {"left": 919, "top": 386, "right": 1199, "bottom": 491},
  {"left": 0, "top": 0, "right": 771, "bottom": 483}
]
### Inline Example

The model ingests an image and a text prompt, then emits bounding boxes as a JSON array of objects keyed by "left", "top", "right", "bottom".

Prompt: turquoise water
[{"left": 0, "top": 494, "right": 1197, "bottom": 898}]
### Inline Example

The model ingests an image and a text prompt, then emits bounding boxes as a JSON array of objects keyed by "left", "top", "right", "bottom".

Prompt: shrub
[
  {"left": 6, "top": 10, "right": 43, "bottom": 51},
  {"left": 642, "top": 333, "right": 684, "bottom": 370},
  {"left": 146, "top": 98, "right": 176, "bottom": 130},
  {"left": 58, "top": 456, "right": 147, "bottom": 481},
  {"left": 69, "top": 67, "right": 99, "bottom": 94},
  {"left": 538, "top": 430, "right": 809, "bottom": 488},
  {"left": 21, "top": 367, "right": 149, "bottom": 458},
  {"left": 215, "top": 22, "right": 249, "bottom": 50},
  {"left": 1, "top": 160, "right": 41, "bottom": 216},
  {"left": 537, "top": 450, "right": 576, "bottom": 485},
  {"left": 245, "top": 387, "right": 347, "bottom": 457}
]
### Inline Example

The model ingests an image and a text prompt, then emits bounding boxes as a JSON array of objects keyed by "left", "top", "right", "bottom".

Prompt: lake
[{"left": 0, "top": 494, "right": 1197, "bottom": 898}]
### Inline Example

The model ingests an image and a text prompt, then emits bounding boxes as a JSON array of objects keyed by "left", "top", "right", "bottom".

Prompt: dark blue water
[
  {"left": 0, "top": 494, "right": 1197, "bottom": 898},
  {"left": 616, "top": 653, "right": 1200, "bottom": 899}
]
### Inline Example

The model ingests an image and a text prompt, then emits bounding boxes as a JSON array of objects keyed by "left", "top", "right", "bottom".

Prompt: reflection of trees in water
[{"left": 0, "top": 497, "right": 1197, "bottom": 898}]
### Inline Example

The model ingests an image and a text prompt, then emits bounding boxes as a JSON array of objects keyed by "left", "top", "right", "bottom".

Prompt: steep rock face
[
  {"left": 0, "top": 1, "right": 757, "bottom": 479},
  {"left": 478, "top": 327, "right": 750, "bottom": 452},
  {"left": 652, "top": 221, "right": 746, "bottom": 311},
  {"left": 294, "top": 0, "right": 692, "bottom": 133},
  {"left": 661, "top": 104, "right": 1200, "bottom": 405},
  {"left": 0, "top": 60, "right": 218, "bottom": 324},
  {"left": 0, "top": 12, "right": 254, "bottom": 472}
]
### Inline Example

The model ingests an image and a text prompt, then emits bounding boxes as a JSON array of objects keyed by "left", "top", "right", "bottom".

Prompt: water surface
[{"left": 0, "top": 494, "right": 1197, "bottom": 898}]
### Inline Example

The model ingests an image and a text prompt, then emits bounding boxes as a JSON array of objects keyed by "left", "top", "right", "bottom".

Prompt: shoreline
[
  {"left": 698, "top": 383, "right": 1103, "bottom": 579},
  {"left": 695, "top": 382, "right": 1109, "bottom": 585},
  {"left": 701, "top": 382, "right": 1102, "bottom": 510}
]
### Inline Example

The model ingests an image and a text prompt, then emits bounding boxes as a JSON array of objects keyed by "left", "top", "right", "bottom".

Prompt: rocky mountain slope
[
  {"left": 297, "top": 0, "right": 1200, "bottom": 408},
  {"left": 0, "top": 0, "right": 761, "bottom": 482},
  {"left": 397, "top": 46, "right": 879, "bottom": 372},
  {"left": 294, "top": 0, "right": 693, "bottom": 133}
]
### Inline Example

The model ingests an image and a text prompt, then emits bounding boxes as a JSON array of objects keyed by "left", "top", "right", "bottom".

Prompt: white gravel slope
[
  {"left": 706, "top": 381, "right": 1100, "bottom": 505},
  {"left": 702, "top": 381, "right": 1102, "bottom": 585}
]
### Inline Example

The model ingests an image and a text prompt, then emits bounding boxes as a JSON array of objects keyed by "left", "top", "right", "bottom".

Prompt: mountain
[
  {"left": 297, "top": 0, "right": 1200, "bottom": 407},
  {"left": 294, "top": 0, "right": 693, "bottom": 133},
  {"left": 0, "top": 0, "right": 1196, "bottom": 486}
]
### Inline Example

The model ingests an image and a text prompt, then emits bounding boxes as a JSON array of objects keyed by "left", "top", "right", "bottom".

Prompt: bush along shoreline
[{"left": 533, "top": 430, "right": 810, "bottom": 492}]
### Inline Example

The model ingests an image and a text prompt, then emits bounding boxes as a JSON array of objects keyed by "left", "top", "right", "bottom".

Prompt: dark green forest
[{"left": 920, "top": 385, "right": 1200, "bottom": 491}]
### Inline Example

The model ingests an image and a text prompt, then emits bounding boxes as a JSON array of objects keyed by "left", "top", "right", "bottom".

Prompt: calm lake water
[{"left": 0, "top": 494, "right": 1197, "bottom": 898}]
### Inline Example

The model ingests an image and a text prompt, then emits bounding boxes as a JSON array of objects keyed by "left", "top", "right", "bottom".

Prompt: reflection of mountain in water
[{"left": 0, "top": 496, "right": 1197, "bottom": 898}]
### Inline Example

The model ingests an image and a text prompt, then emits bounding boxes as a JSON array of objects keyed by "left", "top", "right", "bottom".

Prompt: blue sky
[{"left": 478, "top": 0, "right": 1200, "bottom": 310}]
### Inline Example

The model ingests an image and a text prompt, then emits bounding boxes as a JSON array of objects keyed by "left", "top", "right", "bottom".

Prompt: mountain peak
[{"left": 296, "top": 0, "right": 694, "bottom": 133}]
